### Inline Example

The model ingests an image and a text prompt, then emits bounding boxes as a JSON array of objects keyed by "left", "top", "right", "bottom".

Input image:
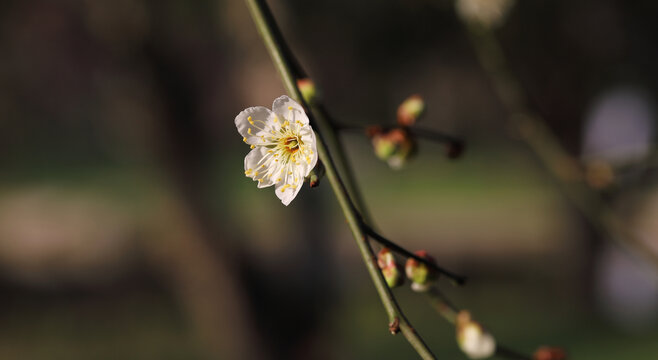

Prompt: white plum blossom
[
  {"left": 235, "top": 95, "right": 318, "bottom": 206},
  {"left": 456, "top": 311, "right": 496, "bottom": 359}
]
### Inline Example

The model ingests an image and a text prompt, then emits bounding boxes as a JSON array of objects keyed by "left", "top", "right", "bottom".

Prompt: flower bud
[
  {"left": 369, "top": 128, "right": 417, "bottom": 170},
  {"left": 397, "top": 94, "right": 425, "bottom": 127},
  {"left": 306, "top": 160, "right": 325, "bottom": 188},
  {"left": 377, "top": 248, "right": 404, "bottom": 288},
  {"left": 456, "top": 310, "right": 496, "bottom": 359},
  {"left": 533, "top": 346, "right": 567, "bottom": 360},
  {"left": 405, "top": 250, "right": 437, "bottom": 292},
  {"left": 297, "top": 78, "right": 318, "bottom": 105}
]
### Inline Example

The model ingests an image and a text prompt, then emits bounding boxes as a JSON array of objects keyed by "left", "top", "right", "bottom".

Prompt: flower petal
[
  {"left": 304, "top": 130, "right": 319, "bottom": 174},
  {"left": 244, "top": 147, "right": 275, "bottom": 188},
  {"left": 235, "top": 106, "right": 276, "bottom": 144},
  {"left": 272, "top": 95, "right": 309, "bottom": 126},
  {"left": 275, "top": 179, "right": 303, "bottom": 206}
]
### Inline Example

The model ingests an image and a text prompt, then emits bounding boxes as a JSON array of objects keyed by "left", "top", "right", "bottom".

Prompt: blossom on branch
[
  {"left": 456, "top": 310, "right": 496, "bottom": 359},
  {"left": 235, "top": 95, "right": 318, "bottom": 206}
]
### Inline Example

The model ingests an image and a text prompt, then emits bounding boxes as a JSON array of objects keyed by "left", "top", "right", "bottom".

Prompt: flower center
[{"left": 283, "top": 136, "right": 301, "bottom": 154}]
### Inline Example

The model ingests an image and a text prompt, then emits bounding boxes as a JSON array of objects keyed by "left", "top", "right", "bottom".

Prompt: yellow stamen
[{"left": 250, "top": 145, "right": 255, "bottom": 149}]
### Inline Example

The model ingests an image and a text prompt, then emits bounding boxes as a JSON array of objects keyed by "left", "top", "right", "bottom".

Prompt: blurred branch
[
  {"left": 245, "top": 0, "right": 441, "bottom": 357},
  {"left": 142, "top": 192, "right": 268, "bottom": 360},
  {"left": 462, "top": 20, "right": 658, "bottom": 274},
  {"left": 143, "top": 29, "right": 269, "bottom": 359}
]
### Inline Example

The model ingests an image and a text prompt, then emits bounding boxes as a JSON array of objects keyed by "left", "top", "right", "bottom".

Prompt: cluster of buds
[
  {"left": 368, "top": 126, "right": 417, "bottom": 170},
  {"left": 366, "top": 94, "right": 425, "bottom": 169},
  {"left": 456, "top": 310, "right": 496, "bottom": 359},
  {"left": 404, "top": 250, "right": 438, "bottom": 292},
  {"left": 366, "top": 94, "right": 464, "bottom": 168},
  {"left": 377, "top": 248, "right": 404, "bottom": 288}
]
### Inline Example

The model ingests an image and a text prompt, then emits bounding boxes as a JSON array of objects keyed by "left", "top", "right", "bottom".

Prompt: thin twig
[
  {"left": 364, "top": 224, "right": 467, "bottom": 285},
  {"left": 337, "top": 123, "right": 464, "bottom": 148},
  {"left": 245, "top": 0, "right": 438, "bottom": 358},
  {"left": 426, "top": 287, "right": 533, "bottom": 360}
]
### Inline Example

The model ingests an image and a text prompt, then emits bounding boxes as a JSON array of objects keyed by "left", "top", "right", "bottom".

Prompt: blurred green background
[{"left": 1, "top": 0, "right": 658, "bottom": 359}]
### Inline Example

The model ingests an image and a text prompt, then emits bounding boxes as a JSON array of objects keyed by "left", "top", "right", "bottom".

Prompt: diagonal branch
[{"left": 244, "top": 0, "right": 438, "bottom": 357}]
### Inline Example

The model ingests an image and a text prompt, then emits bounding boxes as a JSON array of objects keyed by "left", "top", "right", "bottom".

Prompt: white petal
[
  {"left": 235, "top": 106, "right": 275, "bottom": 144},
  {"left": 292, "top": 130, "right": 318, "bottom": 178},
  {"left": 244, "top": 147, "right": 275, "bottom": 188},
  {"left": 275, "top": 180, "right": 303, "bottom": 206},
  {"left": 272, "top": 95, "right": 309, "bottom": 126},
  {"left": 305, "top": 130, "right": 318, "bottom": 173}
]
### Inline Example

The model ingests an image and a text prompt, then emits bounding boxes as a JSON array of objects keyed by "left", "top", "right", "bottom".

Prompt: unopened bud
[
  {"left": 446, "top": 140, "right": 465, "bottom": 159},
  {"left": 370, "top": 128, "right": 417, "bottom": 170},
  {"left": 456, "top": 310, "right": 496, "bottom": 359},
  {"left": 405, "top": 250, "right": 437, "bottom": 292},
  {"left": 533, "top": 346, "right": 567, "bottom": 360},
  {"left": 377, "top": 248, "right": 404, "bottom": 288},
  {"left": 397, "top": 94, "right": 425, "bottom": 127},
  {"left": 297, "top": 78, "right": 318, "bottom": 105},
  {"left": 306, "top": 161, "right": 325, "bottom": 188}
]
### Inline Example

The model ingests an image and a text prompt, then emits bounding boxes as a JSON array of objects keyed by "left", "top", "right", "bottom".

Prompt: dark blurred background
[{"left": 1, "top": 0, "right": 658, "bottom": 359}]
